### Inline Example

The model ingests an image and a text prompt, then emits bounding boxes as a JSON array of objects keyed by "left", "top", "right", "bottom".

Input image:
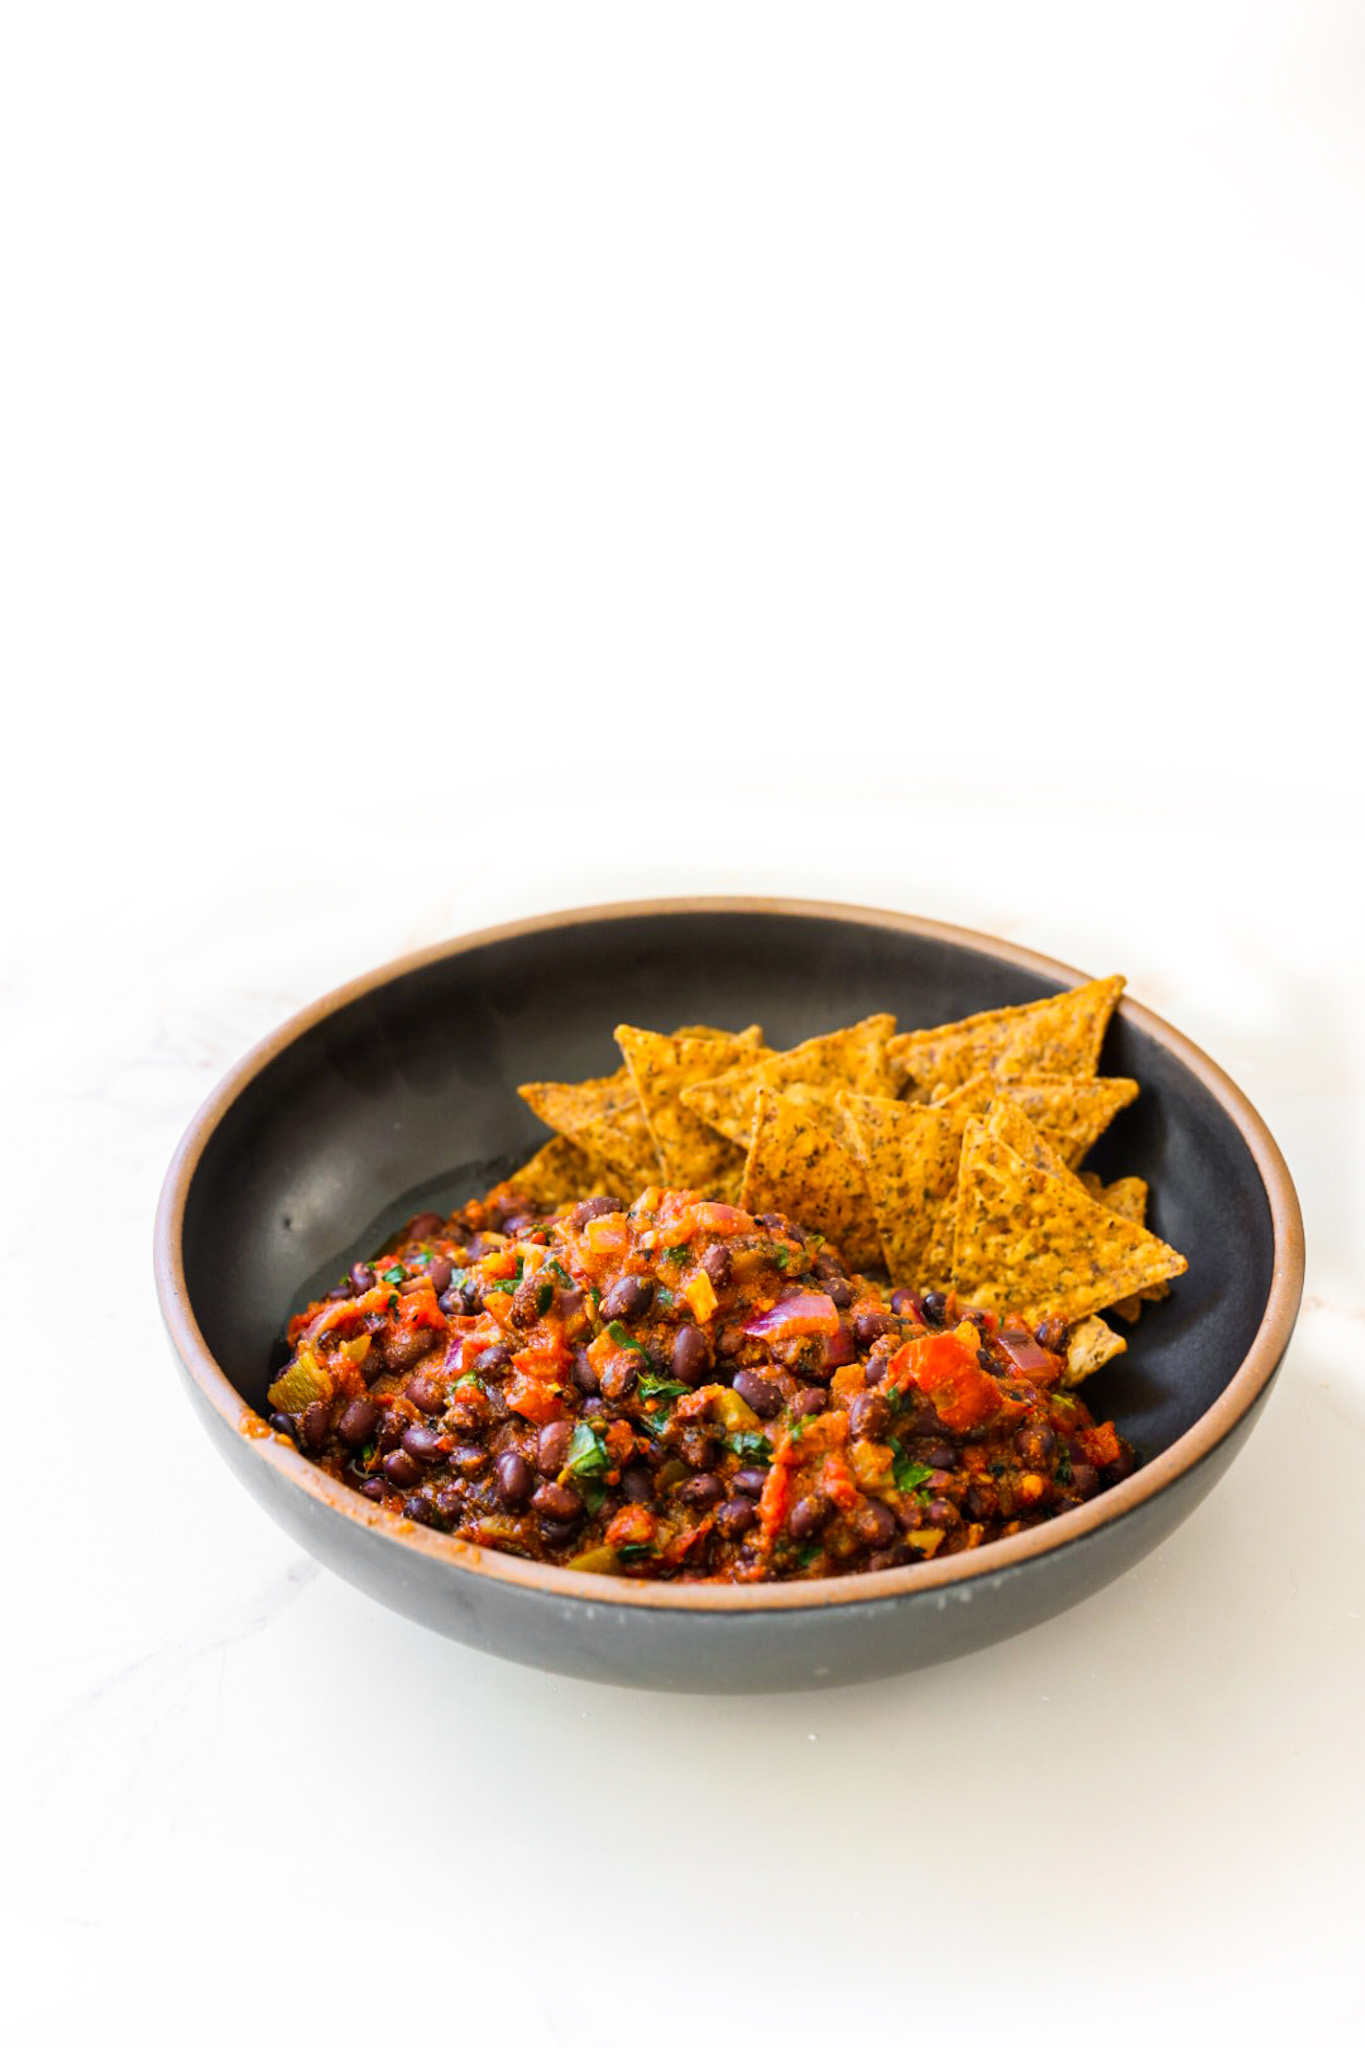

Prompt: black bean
[
  {"left": 1016, "top": 1423, "right": 1056, "bottom": 1467},
  {"left": 790, "top": 1388, "right": 828, "bottom": 1418},
  {"left": 701, "top": 1242, "right": 732, "bottom": 1289},
  {"left": 863, "top": 1352, "right": 888, "bottom": 1386},
  {"left": 924, "top": 1498, "right": 960, "bottom": 1530},
  {"left": 407, "top": 1374, "right": 445, "bottom": 1416},
  {"left": 581, "top": 1396, "right": 609, "bottom": 1420},
  {"left": 717, "top": 1325, "right": 744, "bottom": 1358},
  {"left": 350, "top": 1261, "right": 377, "bottom": 1292},
  {"left": 1035, "top": 1315, "right": 1069, "bottom": 1351},
  {"left": 484, "top": 1386, "right": 510, "bottom": 1422},
  {"left": 358, "top": 1477, "right": 387, "bottom": 1502},
  {"left": 568, "top": 1196, "right": 621, "bottom": 1228},
  {"left": 1071, "top": 1462, "right": 1099, "bottom": 1499},
  {"left": 922, "top": 1291, "right": 948, "bottom": 1325},
  {"left": 298, "top": 1401, "right": 330, "bottom": 1452},
  {"left": 326, "top": 1284, "right": 352, "bottom": 1302},
  {"left": 965, "top": 1483, "right": 996, "bottom": 1521},
  {"left": 571, "top": 1348, "right": 600, "bottom": 1395},
  {"left": 379, "top": 1324, "right": 436, "bottom": 1370},
  {"left": 401, "top": 1424, "right": 446, "bottom": 1465},
  {"left": 852, "top": 1308, "right": 891, "bottom": 1347},
  {"left": 537, "top": 1421, "right": 574, "bottom": 1476},
  {"left": 426, "top": 1255, "right": 454, "bottom": 1297},
  {"left": 732, "top": 1468, "right": 768, "bottom": 1498},
  {"left": 403, "top": 1495, "right": 437, "bottom": 1525},
  {"left": 376, "top": 1410, "right": 407, "bottom": 1453},
  {"left": 787, "top": 1495, "right": 829, "bottom": 1541},
  {"left": 447, "top": 1444, "right": 488, "bottom": 1478},
  {"left": 715, "top": 1499, "right": 756, "bottom": 1538},
  {"left": 337, "top": 1398, "right": 379, "bottom": 1449},
  {"left": 679, "top": 1472, "right": 724, "bottom": 1508},
  {"left": 601, "top": 1274, "right": 653, "bottom": 1321},
  {"left": 1106, "top": 1445, "right": 1135, "bottom": 1483},
  {"left": 405, "top": 1211, "right": 446, "bottom": 1241},
  {"left": 495, "top": 1451, "right": 534, "bottom": 1505},
  {"left": 923, "top": 1442, "right": 958, "bottom": 1470},
  {"left": 890, "top": 1288, "right": 926, "bottom": 1318},
  {"left": 678, "top": 1429, "right": 716, "bottom": 1471},
  {"left": 849, "top": 1391, "right": 892, "bottom": 1440},
  {"left": 732, "top": 1370, "right": 782, "bottom": 1419},
  {"left": 540, "top": 1519, "right": 580, "bottom": 1549},
  {"left": 671, "top": 1323, "right": 710, "bottom": 1386},
  {"left": 531, "top": 1482, "right": 582, "bottom": 1521},
  {"left": 434, "top": 1484, "right": 466, "bottom": 1518},
  {"left": 621, "top": 1466, "right": 655, "bottom": 1504},
  {"left": 501, "top": 1213, "right": 535, "bottom": 1237},
  {"left": 822, "top": 1275, "right": 853, "bottom": 1310},
  {"left": 961, "top": 1307, "right": 991, "bottom": 1331},
  {"left": 382, "top": 1449, "right": 420, "bottom": 1487},
  {"left": 269, "top": 1411, "right": 296, "bottom": 1439},
  {"left": 439, "top": 1283, "right": 479, "bottom": 1317},
  {"left": 854, "top": 1499, "right": 898, "bottom": 1548}
]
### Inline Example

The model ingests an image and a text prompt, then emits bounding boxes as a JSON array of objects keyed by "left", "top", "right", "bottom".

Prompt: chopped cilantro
[
  {"left": 451, "top": 1370, "right": 484, "bottom": 1391},
  {"left": 535, "top": 1280, "right": 555, "bottom": 1317},
  {"left": 893, "top": 1454, "right": 934, "bottom": 1495},
  {"left": 636, "top": 1372, "right": 690, "bottom": 1401},
  {"left": 488, "top": 1277, "right": 516, "bottom": 1297},
  {"left": 728, "top": 1431, "right": 771, "bottom": 1466},
  {"left": 614, "top": 1543, "right": 654, "bottom": 1564},
  {"left": 1056, "top": 1449, "right": 1074, "bottom": 1484},
  {"left": 663, "top": 1245, "right": 688, "bottom": 1266},
  {"left": 607, "top": 1319, "right": 649, "bottom": 1357},
  {"left": 380, "top": 1264, "right": 406, "bottom": 1285},
  {"left": 566, "top": 1421, "right": 610, "bottom": 1478},
  {"left": 654, "top": 1285, "right": 677, "bottom": 1311},
  {"left": 794, "top": 1542, "right": 823, "bottom": 1570}
]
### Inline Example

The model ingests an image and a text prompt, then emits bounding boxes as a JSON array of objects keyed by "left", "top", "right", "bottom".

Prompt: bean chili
[{"left": 268, "top": 1184, "right": 1135, "bottom": 1580}]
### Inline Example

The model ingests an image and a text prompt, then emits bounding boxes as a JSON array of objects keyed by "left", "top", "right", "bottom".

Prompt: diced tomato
[
  {"left": 818, "top": 1453, "right": 862, "bottom": 1513},
  {"left": 506, "top": 1375, "right": 566, "bottom": 1424},
  {"left": 605, "top": 1503, "right": 656, "bottom": 1551},
  {"left": 688, "top": 1202, "right": 753, "bottom": 1237},
  {"left": 830, "top": 1363, "right": 867, "bottom": 1402},
  {"left": 744, "top": 1292, "right": 841, "bottom": 1341},
  {"left": 1077, "top": 1420, "right": 1122, "bottom": 1468},
  {"left": 888, "top": 1327, "right": 1006, "bottom": 1430}
]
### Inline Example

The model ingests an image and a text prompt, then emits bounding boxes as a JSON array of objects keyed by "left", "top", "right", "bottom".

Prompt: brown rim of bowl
[{"left": 154, "top": 897, "right": 1304, "bottom": 1615}]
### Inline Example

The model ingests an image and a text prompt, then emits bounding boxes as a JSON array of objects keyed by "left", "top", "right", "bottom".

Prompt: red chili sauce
[{"left": 267, "top": 1186, "right": 1135, "bottom": 1581}]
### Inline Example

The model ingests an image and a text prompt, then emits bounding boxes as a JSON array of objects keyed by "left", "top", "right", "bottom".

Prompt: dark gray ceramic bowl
[{"left": 154, "top": 900, "right": 1303, "bottom": 1692}]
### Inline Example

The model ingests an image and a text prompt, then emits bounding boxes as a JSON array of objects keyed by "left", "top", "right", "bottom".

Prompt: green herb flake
[
  {"left": 663, "top": 1245, "right": 689, "bottom": 1267},
  {"left": 893, "top": 1454, "right": 934, "bottom": 1496},
  {"left": 566, "top": 1421, "right": 610, "bottom": 1479},
  {"left": 654, "top": 1286, "right": 677, "bottom": 1311},
  {"left": 535, "top": 1280, "right": 555, "bottom": 1317},
  {"left": 636, "top": 1373, "right": 690, "bottom": 1402},
  {"left": 607, "top": 1320, "right": 649, "bottom": 1357},
  {"left": 728, "top": 1431, "right": 772, "bottom": 1466},
  {"left": 380, "top": 1265, "right": 406, "bottom": 1285},
  {"left": 614, "top": 1543, "right": 654, "bottom": 1564}
]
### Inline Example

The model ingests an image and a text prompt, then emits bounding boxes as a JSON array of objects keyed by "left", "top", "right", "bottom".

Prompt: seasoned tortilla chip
[
  {"left": 675, "top": 1023, "right": 768, "bottom": 1046},
  {"left": 739, "top": 1085, "right": 882, "bottom": 1269},
  {"left": 681, "top": 1015, "right": 898, "bottom": 1149},
  {"left": 1081, "top": 1172, "right": 1170, "bottom": 1320},
  {"left": 502, "top": 1134, "right": 628, "bottom": 1209},
  {"left": 890, "top": 976, "right": 1125, "bottom": 1096},
  {"left": 518, "top": 1069, "right": 660, "bottom": 1192},
  {"left": 614, "top": 1025, "right": 765, "bottom": 1198},
  {"left": 836, "top": 1075, "right": 994, "bottom": 1287},
  {"left": 951, "top": 1118, "right": 1187, "bottom": 1323},
  {"left": 1064, "top": 1315, "right": 1128, "bottom": 1387},
  {"left": 997, "top": 1074, "right": 1139, "bottom": 1169}
]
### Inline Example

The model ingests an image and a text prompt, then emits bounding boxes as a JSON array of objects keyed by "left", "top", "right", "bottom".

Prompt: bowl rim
[{"left": 153, "top": 896, "right": 1305, "bottom": 1615}]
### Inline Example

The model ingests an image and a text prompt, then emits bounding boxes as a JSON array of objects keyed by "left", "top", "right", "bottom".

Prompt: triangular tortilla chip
[
  {"left": 997, "top": 1074, "right": 1139, "bottom": 1169},
  {"left": 951, "top": 1117, "right": 1187, "bottom": 1322},
  {"left": 1064, "top": 1315, "right": 1128, "bottom": 1387},
  {"left": 836, "top": 1075, "right": 994, "bottom": 1287},
  {"left": 739, "top": 1085, "right": 882, "bottom": 1269},
  {"left": 681, "top": 1015, "right": 898, "bottom": 1149},
  {"left": 518, "top": 1069, "right": 660, "bottom": 1191},
  {"left": 501, "top": 1134, "right": 628, "bottom": 1209},
  {"left": 890, "top": 976, "right": 1125, "bottom": 1096},
  {"left": 614, "top": 1025, "right": 765, "bottom": 1198},
  {"left": 675, "top": 1023, "right": 768, "bottom": 1045},
  {"left": 1081, "top": 1172, "right": 1170, "bottom": 1320}
]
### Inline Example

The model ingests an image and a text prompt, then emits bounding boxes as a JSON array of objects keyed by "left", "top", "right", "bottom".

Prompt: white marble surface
[{"left": 6, "top": 6, "right": 1365, "bottom": 2041}]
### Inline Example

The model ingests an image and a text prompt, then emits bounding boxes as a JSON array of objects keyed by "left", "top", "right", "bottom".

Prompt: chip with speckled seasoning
[
  {"left": 614, "top": 1024, "right": 766, "bottom": 1198},
  {"left": 518, "top": 1068, "right": 660, "bottom": 1191},
  {"left": 501, "top": 1134, "right": 628, "bottom": 1209},
  {"left": 681, "top": 1014, "right": 898, "bottom": 1150},
  {"left": 1081, "top": 1171, "right": 1171, "bottom": 1320},
  {"left": 992, "top": 1074, "right": 1139, "bottom": 1169},
  {"left": 1064, "top": 1315, "right": 1128, "bottom": 1387},
  {"left": 950, "top": 1117, "right": 1187, "bottom": 1323},
  {"left": 739, "top": 1084, "right": 882, "bottom": 1269},
  {"left": 890, "top": 976, "right": 1125, "bottom": 1097},
  {"left": 835, "top": 1074, "right": 994, "bottom": 1287}
]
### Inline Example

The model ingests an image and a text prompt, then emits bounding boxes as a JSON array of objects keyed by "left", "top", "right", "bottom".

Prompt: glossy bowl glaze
[{"left": 154, "top": 901, "right": 1303, "bottom": 1691}]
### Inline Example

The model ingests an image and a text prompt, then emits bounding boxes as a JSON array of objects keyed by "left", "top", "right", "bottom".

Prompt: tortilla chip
[
  {"left": 836, "top": 1075, "right": 994, "bottom": 1287},
  {"left": 739, "top": 1085, "right": 882, "bottom": 1268},
  {"left": 951, "top": 1118, "right": 1187, "bottom": 1322},
  {"left": 890, "top": 976, "right": 1125, "bottom": 1096},
  {"left": 518, "top": 1069, "right": 660, "bottom": 1192},
  {"left": 1064, "top": 1315, "right": 1128, "bottom": 1387},
  {"left": 614, "top": 1025, "right": 766, "bottom": 1198},
  {"left": 502, "top": 1134, "right": 627, "bottom": 1209},
  {"left": 997, "top": 1074, "right": 1139, "bottom": 1169},
  {"left": 681, "top": 1015, "right": 898, "bottom": 1149},
  {"left": 1081, "top": 1173, "right": 1170, "bottom": 1320},
  {"left": 675, "top": 1024, "right": 768, "bottom": 1046}
]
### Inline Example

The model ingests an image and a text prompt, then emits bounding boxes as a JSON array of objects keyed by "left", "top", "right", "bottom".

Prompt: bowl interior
[{"left": 181, "top": 908, "right": 1276, "bottom": 1466}]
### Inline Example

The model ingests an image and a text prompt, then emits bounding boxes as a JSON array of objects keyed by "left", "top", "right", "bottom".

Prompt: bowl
[{"left": 154, "top": 899, "right": 1303, "bottom": 1692}]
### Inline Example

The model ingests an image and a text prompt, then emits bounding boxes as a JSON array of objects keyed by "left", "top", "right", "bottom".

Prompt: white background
[{"left": 4, "top": 4, "right": 1364, "bottom": 2042}]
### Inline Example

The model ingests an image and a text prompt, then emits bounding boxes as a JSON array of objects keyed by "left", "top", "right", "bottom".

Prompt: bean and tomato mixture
[{"left": 268, "top": 1185, "right": 1136, "bottom": 1581}]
